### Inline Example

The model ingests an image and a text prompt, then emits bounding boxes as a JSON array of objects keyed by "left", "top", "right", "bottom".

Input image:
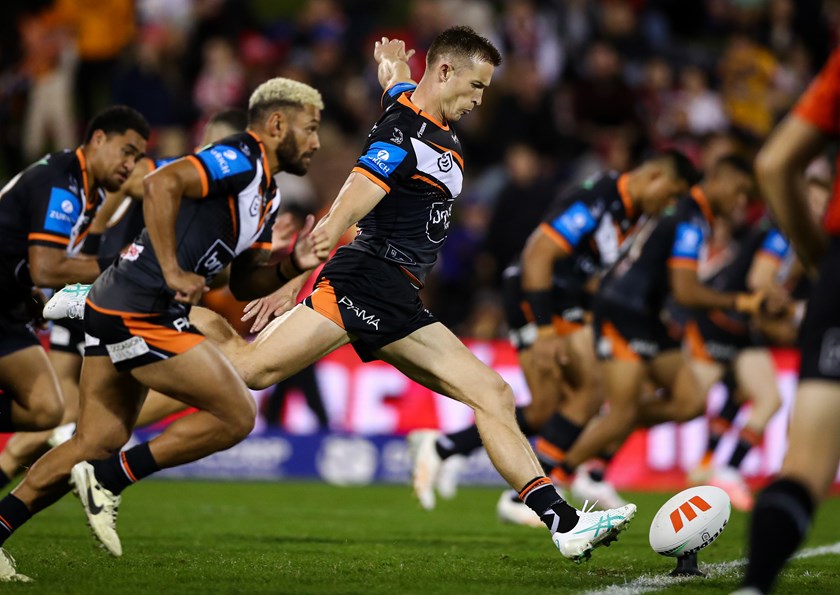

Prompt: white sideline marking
[{"left": 582, "top": 541, "right": 840, "bottom": 595}]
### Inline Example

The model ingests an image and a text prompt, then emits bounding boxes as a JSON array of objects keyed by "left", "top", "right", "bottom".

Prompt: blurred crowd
[{"left": 0, "top": 0, "right": 834, "bottom": 337}]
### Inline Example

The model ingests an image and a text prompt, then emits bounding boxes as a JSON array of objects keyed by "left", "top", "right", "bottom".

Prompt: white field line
[{"left": 582, "top": 541, "right": 840, "bottom": 595}]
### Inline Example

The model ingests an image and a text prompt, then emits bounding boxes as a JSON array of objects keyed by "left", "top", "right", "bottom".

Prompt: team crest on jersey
[
  {"left": 438, "top": 152, "right": 453, "bottom": 173},
  {"left": 239, "top": 142, "right": 251, "bottom": 157},
  {"left": 390, "top": 128, "right": 404, "bottom": 145}
]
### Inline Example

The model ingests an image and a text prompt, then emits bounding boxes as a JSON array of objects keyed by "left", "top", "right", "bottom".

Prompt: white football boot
[
  {"left": 43, "top": 283, "right": 91, "bottom": 320},
  {"left": 496, "top": 490, "right": 543, "bottom": 528},
  {"left": 407, "top": 430, "right": 442, "bottom": 510},
  {"left": 71, "top": 461, "right": 123, "bottom": 557},
  {"left": 435, "top": 454, "right": 464, "bottom": 501},
  {"left": 552, "top": 501, "right": 637, "bottom": 562},
  {"left": 0, "top": 548, "right": 32, "bottom": 582}
]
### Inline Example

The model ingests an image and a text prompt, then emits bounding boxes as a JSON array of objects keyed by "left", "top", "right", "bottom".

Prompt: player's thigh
[
  {"left": 684, "top": 357, "right": 725, "bottom": 398},
  {"left": 189, "top": 306, "right": 250, "bottom": 355},
  {"left": 377, "top": 322, "right": 509, "bottom": 410},
  {"left": 780, "top": 380, "right": 840, "bottom": 499},
  {"left": 236, "top": 304, "right": 351, "bottom": 389},
  {"left": 75, "top": 355, "right": 148, "bottom": 453},
  {"left": 600, "top": 358, "right": 647, "bottom": 410},
  {"left": 129, "top": 340, "right": 254, "bottom": 420},
  {"left": 733, "top": 348, "right": 781, "bottom": 405},
  {"left": 518, "top": 348, "right": 563, "bottom": 408},
  {"left": 0, "top": 346, "right": 62, "bottom": 409},
  {"left": 47, "top": 349, "right": 83, "bottom": 417},
  {"left": 136, "top": 390, "right": 189, "bottom": 427}
]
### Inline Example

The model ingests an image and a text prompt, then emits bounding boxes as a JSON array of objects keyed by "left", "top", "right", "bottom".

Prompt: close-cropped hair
[
  {"left": 427, "top": 25, "right": 502, "bottom": 68},
  {"left": 84, "top": 105, "right": 151, "bottom": 143},
  {"left": 247, "top": 78, "right": 324, "bottom": 124},
  {"left": 649, "top": 149, "right": 701, "bottom": 187}
]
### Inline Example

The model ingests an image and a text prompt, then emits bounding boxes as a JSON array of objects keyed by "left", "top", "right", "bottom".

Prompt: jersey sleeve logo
[
  {"left": 44, "top": 187, "right": 81, "bottom": 234},
  {"left": 358, "top": 141, "right": 408, "bottom": 177},
  {"left": 673, "top": 223, "right": 704, "bottom": 258},
  {"left": 197, "top": 144, "right": 253, "bottom": 180},
  {"left": 762, "top": 230, "right": 790, "bottom": 258},
  {"left": 550, "top": 201, "right": 597, "bottom": 247}
]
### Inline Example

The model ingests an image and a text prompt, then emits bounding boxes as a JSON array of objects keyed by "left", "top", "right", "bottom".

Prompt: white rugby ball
[{"left": 649, "top": 486, "right": 731, "bottom": 557}]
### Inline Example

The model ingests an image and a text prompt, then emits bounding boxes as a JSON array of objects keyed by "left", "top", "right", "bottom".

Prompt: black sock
[
  {"left": 514, "top": 407, "right": 536, "bottom": 436},
  {"left": 0, "top": 494, "right": 31, "bottom": 546},
  {"left": 742, "top": 478, "right": 815, "bottom": 593},
  {"left": 0, "top": 469, "right": 11, "bottom": 490},
  {"left": 0, "top": 399, "right": 14, "bottom": 432},
  {"left": 729, "top": 427, "right": 761, "bottom": 469},
  {"left": 90, "top": 442, "right": 160, "bottom": 495},
  {"left": 518, "top": 477, "right": 578, "bottom": 533},
  {"left": 588, "top": 451, "right": 616, "bottom": 482}
]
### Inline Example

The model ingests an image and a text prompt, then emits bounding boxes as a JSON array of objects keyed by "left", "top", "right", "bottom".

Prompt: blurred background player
[
  {"left": 737, "top": 47, "right": 840, "bottom": 595},
  {"left": 407, "top": 150, "right": 697, "bottom": 513},
  {"left": 0, "top": 109, "right": 249, "bottom": 490},
  {"left": 0, "top": 106, "right": 148, "bottom": 446}
]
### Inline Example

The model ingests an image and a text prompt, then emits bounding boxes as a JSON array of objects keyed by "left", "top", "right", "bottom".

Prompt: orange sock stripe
[
  {"left": 518, "top": 477, "right": 552, "bottom": 501},
  {"left": 701, "top": 451, "right": 714, "bottom": 467},
  {"left": 739, "top": 427, "right": 763, "bottom": 446},
  {"left": 120, "top": 452, "right": 138, "bottom": 483},
  {"left": 709, "top": 417, "right": 731, "bottom": 435}
]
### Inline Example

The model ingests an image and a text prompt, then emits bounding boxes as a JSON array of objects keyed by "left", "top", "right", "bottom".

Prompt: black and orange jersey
[
  {"left": 534, "top": 171, "right": 638, "bottom": 293},
  {"left": 0, "top": 148, "right": 104, "bottom": 260},
  {"left": 793, "top": 48, "right": 840, "bottom": 235},
  {"left": 599, "top": 186, "right": 715, "bottom": 316},
  {"left": 90, "top": 132, "right": 279, "bottom": 313},
  {"left": 344, "top": 82, "right": 464, "bottom": 286}
]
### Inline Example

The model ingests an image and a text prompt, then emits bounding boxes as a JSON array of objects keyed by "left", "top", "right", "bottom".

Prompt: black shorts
[
  {"left": 84, "top": 300, "right": 205, "bottom": 372},
  {"left": 0, "top": 313, "right": 40, "bottom": 358},
  {"left": 49, "top": 318, "right": 86, "bottom": 356},
  {"left": 501, "top": 266, "right": 588, "bottom": 350},
  {"left": 303, "top": 248, "right": 437, "bottom": 362},
  {"left": 799, "top": 237, "right": 840, "bottom": 381},
  {"left": 684, "top": 312, "right": 753, "bottom": 364},
  {"left": 594, "top": 299, "right": 681, "bottom": 362}
]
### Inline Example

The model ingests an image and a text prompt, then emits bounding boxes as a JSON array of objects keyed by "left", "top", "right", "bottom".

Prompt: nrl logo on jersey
[{"left": 438, "top": 151, "right": 453, "bottom": 173}]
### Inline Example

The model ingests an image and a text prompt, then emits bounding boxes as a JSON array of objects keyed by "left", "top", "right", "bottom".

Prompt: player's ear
[
  {"left": 439, "top": 62, "right": 453, "bottom": 83},
  {"left": 267, "top": 110, "right": 287, "bottom": 138},
  {"left": 90, "top": 129, "right": 106, "bottom": 149}
]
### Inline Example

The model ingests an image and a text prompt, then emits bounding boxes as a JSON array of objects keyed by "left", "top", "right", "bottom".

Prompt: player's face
[
  {"left": 441, "top": 58, "right": 494, "bottom": 121},
  {"left": 94, "top": 130, "right": 147, "bottom": 192},
  {"left": 277, "top": 104, "right": 321, "bottom": 176},
  {"left": 714, "top": 169, "right": 753, "bottom": 220},
  {"left": 641, "top": 170, "right": 687, "bottom": 215}
]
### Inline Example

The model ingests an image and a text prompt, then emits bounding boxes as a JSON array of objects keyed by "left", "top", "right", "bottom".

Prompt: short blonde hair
[{"left": 248, "top": 78, "right": 324, "bottom": 121}]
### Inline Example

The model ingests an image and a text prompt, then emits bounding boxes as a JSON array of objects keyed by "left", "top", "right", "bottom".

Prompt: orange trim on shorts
[
  {"left": 539, "top": 223, "right": 573, "bottom": 253},
  {"left": 250, "top": 242, "right": 272, "bottom": 251},
  {"left": 552, "top": 314, "right": 583, "bottom": 337},
  {"left": 684, "top": 320, "right": 713, "bottom": 363},
  {"left": 120, "top": 316, "right": 205, "bottom": 354},
  {"left": 708, "top": 309, "right": 748, "bottom": 335},
  {"left": 535, "top": 437, "right": 566, "bottom": 463},
  {"left": 28, "top": 232, "right": 69, "bottom": 245},
  {"left": 186, "top": 155, "right": 209, "bottom": 197},
  {"left": 309, "top": 279, "right": 345, "bottom": 329},
  {"left": 85, "top": 298, "right": 158, "bottom": 319},
  {"left": 518, "top": 476, "right": 552, "bottom": 501},
  {"left": 668, "top": 257, "right": 698, "bottom": 270},
  {"left": 600, "top": 320, "right": 641, "bottom": 362},
  {"left": 352, "top": 166, "right": 390, "bottom": 193}
]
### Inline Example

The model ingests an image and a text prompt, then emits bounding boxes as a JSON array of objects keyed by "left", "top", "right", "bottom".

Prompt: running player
[
  {"left": 408, "top": 152, "right": 698, "bottom": 510},
  {"left": 0, "top": 77, "right": 324, "bottom": 579},
  {"left": 737, "top": 48, "right": 840, "bottom": 595},
  {"left": 0, "top": 106, "right": 148, "bottom": 445},
  {"left": 545, "top": 156, "right": 772, "bottom": 490},
  {"left": 0, "top": 110, "right": 249, "bottom": 489}
]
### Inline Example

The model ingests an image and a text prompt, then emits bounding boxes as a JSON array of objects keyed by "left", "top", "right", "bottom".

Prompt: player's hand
[
  {"left": 164, "top": 268, "right": 208, "bottom": 305},
  {"left": 308, "top": 225, "right": 334, "bottom": 261},
  {"left": 241, "top": 285, "right": 300, "bottom": 333},
  {"left": 761, "top": 284, "right": 792, "bottom": 318},
  {"left": 292, "top": 214, "right": 326, "bottom": 270},
  {"left": 734, "top": 291, "right": 765, "bottom": 316},
  {"left": 374, "top": 37, "right": 415, "bottom": 64},
  {"left": 271, "top": 213, "right": 299, "bottom": 253},
  {"left": 529, "top": 327, "right": 568, "bottom": 372}
]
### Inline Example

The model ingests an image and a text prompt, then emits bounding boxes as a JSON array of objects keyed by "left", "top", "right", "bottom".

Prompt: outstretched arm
[{"left": 375, "top": 37, "right": 416, "bottom": 91}]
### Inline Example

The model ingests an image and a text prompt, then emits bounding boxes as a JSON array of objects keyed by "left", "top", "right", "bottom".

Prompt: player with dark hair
[
  {"left": 736, "top": 48, "right": 840, "bottom": 595},
  {"left": 0, "top": 80, "right": 323, "bottom": 580},
  {"left": 543, "top": 156, "right": 776, "bottom": 495},
  {"left": 0, "top": 110, "right": 249, "bottom": 489},
  {"left": 409, "top": 150, "right": 698, "bottom": 511},
  {"left": 0, "top": 105, "right": 148, "bottom": 448}
]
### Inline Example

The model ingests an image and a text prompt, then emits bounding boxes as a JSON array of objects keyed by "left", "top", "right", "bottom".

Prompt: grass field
[{"left": 3, "top": 481, "right": 839, "bottom": 594}]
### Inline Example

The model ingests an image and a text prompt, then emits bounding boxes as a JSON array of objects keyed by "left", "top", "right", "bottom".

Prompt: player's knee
[
  {"left": 75, "top": 431, "right": 128, "bottom": 461},
  {"left": 672, "top": 399, "right": 706, "bottom": 422},
  {"left": 30, "top": 397, "right": 64, "bottom": 430}
]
